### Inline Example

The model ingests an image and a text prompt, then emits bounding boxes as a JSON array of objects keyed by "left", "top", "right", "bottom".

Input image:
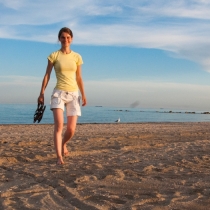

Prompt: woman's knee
[
  {"left": 66, "top": 127, "right": 75, "bottom": 136},
  {"left": 54, "top": 122, "right": 63, "bottom": 133}
]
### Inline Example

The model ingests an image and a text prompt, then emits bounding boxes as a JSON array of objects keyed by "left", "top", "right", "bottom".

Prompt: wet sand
[{"left": 0, "top": 123, "right": 210, "bottom": 210}]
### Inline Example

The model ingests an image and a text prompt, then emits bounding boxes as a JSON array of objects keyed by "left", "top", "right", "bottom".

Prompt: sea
[{"left": 1, "top": 104, "right": 210, "bottom": 124}]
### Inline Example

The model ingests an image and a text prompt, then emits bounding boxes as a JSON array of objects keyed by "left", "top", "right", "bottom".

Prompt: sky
[{"left": 1, "top": 0, "right": 210, "bottom": 110}]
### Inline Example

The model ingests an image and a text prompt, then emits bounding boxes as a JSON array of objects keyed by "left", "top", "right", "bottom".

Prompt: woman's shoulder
[
  {"left": 71, "top": 51, "right": 83, "bottom": 64},
  {"left": 49, "top": 50, "right": 60, "bottom": 57},
  {"left": 48, "top": 50, "right": 60, "bottom": 63},
  {"left": 71, "top": 51, "right": 82, "bottom": 57}
]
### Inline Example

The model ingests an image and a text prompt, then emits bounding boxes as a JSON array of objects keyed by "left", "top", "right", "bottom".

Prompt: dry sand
[{"left": 0, "top": 122, "right": 210, "bottom": 210}]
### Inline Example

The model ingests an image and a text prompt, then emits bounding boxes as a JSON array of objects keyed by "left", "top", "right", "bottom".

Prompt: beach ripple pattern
[{"left": 0, "top": 123, "right": 210, "bottom": 209}]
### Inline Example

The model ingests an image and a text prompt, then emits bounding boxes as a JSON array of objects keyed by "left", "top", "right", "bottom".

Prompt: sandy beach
[{"left": 0, "top": 122, "right": 210, "bottom": 210}]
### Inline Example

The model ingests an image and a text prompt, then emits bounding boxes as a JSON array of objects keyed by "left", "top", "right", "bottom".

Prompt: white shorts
[{"left": 50, "top": 89, "right": 81, "bottom": 116}]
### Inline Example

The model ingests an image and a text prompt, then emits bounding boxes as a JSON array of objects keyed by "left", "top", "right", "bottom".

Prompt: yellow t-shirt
[{"left": 48, "top": 50, "right": 83, "bottom": 92}]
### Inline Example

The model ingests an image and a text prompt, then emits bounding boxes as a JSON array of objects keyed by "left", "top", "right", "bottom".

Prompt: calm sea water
[{"left": 1, "top": 104, "right": 210, "bottom": 124}]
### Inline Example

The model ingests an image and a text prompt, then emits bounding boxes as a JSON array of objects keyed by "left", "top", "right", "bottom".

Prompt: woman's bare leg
[
  {"left": 62, "top": 115, "right": 78, "bottom": 156},
  {"left": 53, "top": 108, "right": 64, "bottom": 164}
]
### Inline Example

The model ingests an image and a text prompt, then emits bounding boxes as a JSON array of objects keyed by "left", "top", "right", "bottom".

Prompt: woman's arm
[
  {"left": 37, "top": 60, "right": 54, "bottom": 104},
  {"left": 76, "top": 65, "right": 87, "bottom": 106}
]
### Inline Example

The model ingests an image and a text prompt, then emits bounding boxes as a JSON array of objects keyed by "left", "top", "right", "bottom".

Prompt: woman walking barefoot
[{"left": 37, "top": 27, "right": 87, "bottom": 164}]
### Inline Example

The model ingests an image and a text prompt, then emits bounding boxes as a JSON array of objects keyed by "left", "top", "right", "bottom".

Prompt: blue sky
[{"left": 1, "top": 0, "right": 210, "bottom": 110}]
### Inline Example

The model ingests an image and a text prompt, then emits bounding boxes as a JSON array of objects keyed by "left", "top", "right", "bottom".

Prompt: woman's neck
[{"left": 60, "top": 47, "right": 71, "bottom": 54}]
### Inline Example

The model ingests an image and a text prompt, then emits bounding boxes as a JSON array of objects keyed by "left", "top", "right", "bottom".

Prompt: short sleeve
[
  {"left": 47, "top": 52, "right": 56, "bottom": 64},
  {"left": 77, "top": 54, "right": 83, "bottom": 66}
]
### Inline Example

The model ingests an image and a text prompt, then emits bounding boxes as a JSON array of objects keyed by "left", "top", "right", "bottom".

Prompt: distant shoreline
[
  {"left": 114, "top": 109, "right": 210, "bottom": 114},
  {"left": 1, "top": 122, "right": 210, "bottom": 126}
]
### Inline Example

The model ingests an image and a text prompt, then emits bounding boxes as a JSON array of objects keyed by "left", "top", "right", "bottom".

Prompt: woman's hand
[
  {"left": 82, "top": 95, "right": 87, "bottom": 106},
  {"left": 38, "top": 94, "right": 44, "bottom": 105}
]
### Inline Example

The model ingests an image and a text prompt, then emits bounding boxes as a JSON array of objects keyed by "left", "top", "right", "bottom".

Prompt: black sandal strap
[{"left": 33, "top": 104, "right": 46, "bottom": 123}]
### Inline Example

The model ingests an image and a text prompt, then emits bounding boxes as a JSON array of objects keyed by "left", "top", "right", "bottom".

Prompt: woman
[{"left": 38, "top": 27, "right": 87, "bottom": 165}]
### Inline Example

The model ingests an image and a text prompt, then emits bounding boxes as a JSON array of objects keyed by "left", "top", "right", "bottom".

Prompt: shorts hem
[
  {"left": 50, "top": 107, "right": 64, "bottom": 111},
  {"left": 66, "top": 113, "right": 81, "bottom": 117}
]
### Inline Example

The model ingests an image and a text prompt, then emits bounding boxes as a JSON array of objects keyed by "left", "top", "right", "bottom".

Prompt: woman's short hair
[{"left": 58, "top": 27, "right": 73, "bottom": 39}]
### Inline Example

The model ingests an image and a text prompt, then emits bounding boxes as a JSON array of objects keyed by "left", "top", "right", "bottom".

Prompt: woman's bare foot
[
  {"left": 62, "top": 143, "right": 69, "bottom": 156},
  {"left": 57, "top": 157, "right": 64, "bottom": 165}
]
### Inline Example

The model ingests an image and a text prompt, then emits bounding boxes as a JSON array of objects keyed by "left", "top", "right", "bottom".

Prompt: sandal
[{"left": 33, "top": 104, "right": 46, "bottom": 123}]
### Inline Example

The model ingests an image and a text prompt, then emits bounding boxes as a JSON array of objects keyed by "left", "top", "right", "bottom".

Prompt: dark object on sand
[{"left": 33, "top": 104, "right": 46, "bottom": 123}]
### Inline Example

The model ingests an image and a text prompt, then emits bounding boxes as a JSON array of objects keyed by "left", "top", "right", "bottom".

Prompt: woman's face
[{"left": 59, "top": 32, "right": 72, "bottom": 48}]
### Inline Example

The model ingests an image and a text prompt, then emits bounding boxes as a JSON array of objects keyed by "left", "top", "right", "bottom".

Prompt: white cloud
[
  {"left": 0, "top": 0, "right": 24, "bottom": 10},
  {"left": 135, "top": 0, "right": 210, "bottom": 20},
  {"left": 1, "top": 0, "right": 210, "bottom": 71}
]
